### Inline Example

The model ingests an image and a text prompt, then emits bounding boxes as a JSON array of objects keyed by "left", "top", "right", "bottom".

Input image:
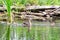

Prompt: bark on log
[
  {"left": 26, "top": 6, "right": 60, "bottom": 10},
  {"left": 0, "top": 6, "right": 60, "bottom": 11},
  {"left": 13, "top": 12, "right": 45, "bottom": 16}
]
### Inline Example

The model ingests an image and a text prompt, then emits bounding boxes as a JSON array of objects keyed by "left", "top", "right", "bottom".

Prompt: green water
[{"left": 0, "top": 21, "right": 60, "bottom": 40}]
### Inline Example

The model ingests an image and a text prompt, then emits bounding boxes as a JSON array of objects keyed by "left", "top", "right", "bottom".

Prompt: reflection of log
[{"left": 22, "top": 18, "right": 32, "bottom": 32}]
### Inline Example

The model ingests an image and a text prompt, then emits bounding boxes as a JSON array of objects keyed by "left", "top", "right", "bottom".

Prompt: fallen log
[
  {"left": 26, "top": 5, "right": 60, "bottom": 10},
  {"left": 0, "top": 7, "right": 6, "bottom": 11},
  {"left": 0, "top": 6, "right": 60, "bottom": 11},
  {"left": 0, "top": 14, "right": 6, "bottom": 16},
  {"left": 13, "top": 12, "right": 45, "bottom": 16},
  {"left": 14, "top": 14, "right": 46, "bottom": 21},
  {"left": 0, "top": 17, "right": 7, "bottom": 21}
]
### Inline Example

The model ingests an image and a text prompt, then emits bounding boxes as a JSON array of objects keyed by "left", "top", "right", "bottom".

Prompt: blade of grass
[{"left": 3, "top": 0, "right": 12, "bottom": 40}]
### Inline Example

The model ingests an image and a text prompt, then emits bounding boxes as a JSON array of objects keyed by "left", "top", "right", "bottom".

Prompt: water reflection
[
  {"left": 0, "top": 22, "right": 7, "bottom": 40},
  {"left": 0, "top": 21, "right": 60, "bottom": 40}
]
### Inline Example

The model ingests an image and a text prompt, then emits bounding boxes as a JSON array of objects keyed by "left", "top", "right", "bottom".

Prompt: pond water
[{"left": 0, "top": 20, "right": 60, "bottom": 40}]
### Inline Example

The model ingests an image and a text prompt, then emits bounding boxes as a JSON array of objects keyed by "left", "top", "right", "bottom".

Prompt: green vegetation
[
  {"left": 10, "top": 0, "right": 60, "bottom": 6},
  {"left": 0, "top": 0, "right": 60, "bottom": 6},
  {"left": 3, "top": 0, "right": 11, "bottom": 40},
  {"left": 0, "top": 23, "right": 60, "bottom": 40},
  {"left": 15, "top": 27, "right": 60, "bottom": 40},
  {"left": 0, "top": 0, "right": 60, "bottom": 40}
]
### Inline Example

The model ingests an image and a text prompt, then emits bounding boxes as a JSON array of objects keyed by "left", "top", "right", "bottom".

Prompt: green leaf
[
  {"left": 3, "top": 0, "right": 11, "bottom": 40},
  {"left": 4, "top": 0, "right": 11, "bottom": 17}
]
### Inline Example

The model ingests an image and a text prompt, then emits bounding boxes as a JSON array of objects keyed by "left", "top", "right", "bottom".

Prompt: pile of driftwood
[
  {"left": 12, "top": 6, "right": 60, "bottom": 23},
  {"left": 0, "top": 6, "right": 60, "bottom": 25},
  {"left": 0, "top": 5, "right": 60, "bottom": 32}
]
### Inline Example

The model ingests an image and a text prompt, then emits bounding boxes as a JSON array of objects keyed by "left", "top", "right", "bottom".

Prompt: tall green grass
[
  {"left": 0, "top": 0, "right": 60, "bottom": 6},
  {"left": 6, "top": 0, "right": 60, "bottom": 6},
  {"left": 3, "top": 0, "right": 12, "bottom": 40},
  {"left": 0, "top": 0, "right": 3, "bottom": 4}
]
